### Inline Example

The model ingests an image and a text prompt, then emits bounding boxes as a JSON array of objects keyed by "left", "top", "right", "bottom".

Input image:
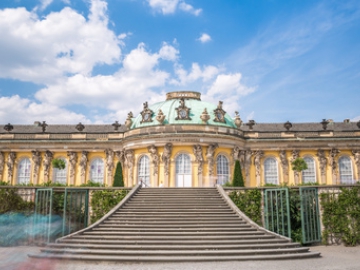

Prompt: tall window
[
  {"left": 216, "top": 155, "right": 229, "bottom": 185},
  {"left": 90, "top": 158, "right": 104, "bottom": 184},
  {"left": 264, "top": 157, "right": 278, "bottom": 185},
  {"left": 339, "top": 156, "right": 353, "bottom": 184},
  {"left": 18, "top": 158, "right": 31, "bottom": 185},
  {"left": 302, "top": 156, "right": 316, "bottom": 184},
  {"left": 175, "top": 154, "right": 191, "bottom": 187},
  {"left": 53, "top": 158, "right": 67, "bottom": 185},
  {"left": 138, "top": 155, "right": 150, "bottom": 187}
]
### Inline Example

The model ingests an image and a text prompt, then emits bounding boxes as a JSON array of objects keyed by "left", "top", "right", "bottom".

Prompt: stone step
[
  {"left": 96, "top": 224, "right": 252, "bottom": 229},
  {"left": 103, "top": 220, "right": 245, "bottom": 225},
  {"left": 118, "top": 209, "right": 235, "bottom": 213},
  {"left": 82, "top": 231, "right": 264, "bottom": 236},
  {"left": 92, "top": 227, "right": 256, "bottom": 232}
]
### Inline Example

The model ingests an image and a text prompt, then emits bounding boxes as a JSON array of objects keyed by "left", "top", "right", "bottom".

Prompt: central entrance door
[{"left": 175, "top": 153, "right": 192, "bottom": 187}]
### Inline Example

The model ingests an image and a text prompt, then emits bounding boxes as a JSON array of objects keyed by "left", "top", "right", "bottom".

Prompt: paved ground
[{"left": 1, "top": 245, "right": 360, "bottom": 270}]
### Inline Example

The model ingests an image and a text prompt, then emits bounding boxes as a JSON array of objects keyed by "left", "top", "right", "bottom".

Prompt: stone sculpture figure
[
  {"left": 279, "top": 150, "right": 289, "bottom": 176},
  {"left": 206, "top": 143, "right": 218, "bottom": 176},
  {"left": 124, "top": 149, "right": 135, "bottom": 182},
  {"left": 162, "top": 143, "right": 173, "bottom": 175},
  {"left": 148, "top": 145, "right": 160, "bottom": 175},
  {"left": 31, "top": 151, "right": 41, "bottom": 181},
  {"left": 79, "top": 151, "right": 88, "bottom": 176},
  {"left": 244, "top": 150, "right": 253, "bottom": 177},
  {"left": 316, "top": 149, "right": 327, "bottom": 176},
  {"left": 7, "top": 152, "right": 16, "bottom": 180},
  {"left": 353, "top": 150, "right": 360, "bottom": 179},
  {"left": 115, "top": 150, "right": 125, "bottom": 165},
  {"left": 0, "top": 152, "right": 4, "bottom": 179},
  {"left": 67, "top": 151, "right": 77, "bottom": 178},
  {"left": 105, "top": 149, "right": 114, "bottom": 173},
  {"left": 193, "top": 144, "right": 204, "bottom": 175},
  {"left": 232, "top": 146, "right": 241, "bottom": 162},
  {"left": 43, "top": 150, "right": 53, "bottom": 178},
  {"left": 253, "top": 150, "right": 264, "bottom": 177},
  {"left": 329, "top": 148, "right": 340, "bottom": 176}
]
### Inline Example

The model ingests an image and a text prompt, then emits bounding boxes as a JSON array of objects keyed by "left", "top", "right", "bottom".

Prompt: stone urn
[
  {"left": 125, "top": 112, "right": 133, "bottom": 129},
  {"left": 156, "top": 109, "right": 166, "bottom": 125},
  {"left": 200, "top": 108, "right": 210, "bottom": 124},
  {"left": 234, "top": 111, "right": 242, "bottom": 129}
]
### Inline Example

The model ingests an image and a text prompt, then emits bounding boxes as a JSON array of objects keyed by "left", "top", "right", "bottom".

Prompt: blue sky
[{"left": 0, "top": 0, "right": 359, "bottom": 124}]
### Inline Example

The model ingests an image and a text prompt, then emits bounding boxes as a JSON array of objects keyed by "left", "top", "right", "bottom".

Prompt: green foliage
[
  {"left": 232, "top": 160, "right": 245, "bottom": 187},
  {"left": 320, "top": 186, "right": 360, "bottom": 246},
  {"left": 80, "top": 180, "right": 104, "bottom": 187},
  {"left": 229, "top": 189, "right": 262, "bottom": 224},
  {"left": 90, "top": 189, "right": 129, "bottom": 223},
  {"left": 52, "top": 158, "right": 66, "bottom": 170},
  {"left": 0, "top": 189, "right": 34, "bottom": 214},
  {"left": 113, "top": 162, "right": 124, "bottom": 187},
  {"left": 0, "top": 181, "right": 9, "bottom": 186},
  {"left": 222, "top": 181, "right": 233, "bottom": 187},
  {"left": 288, "top": 189, "right": 302, "bottom": 243},
  {"left": 291, "top": 157, "right": 308, "bottom": 173}
]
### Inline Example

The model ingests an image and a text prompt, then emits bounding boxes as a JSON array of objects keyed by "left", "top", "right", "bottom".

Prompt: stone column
[
  {"left": 105, "top": 149, "right": 114, "bottom": 186},
  {"left": 279, "top": 150, "right": 289, "bottom": 184},
  {"left": 148, "top": 145, "right": 160, "bottom": 187},
  {"left": 290, "top": 150, "right": 300, "bottom": 185},
  {"left": 352, "top": 150, "right": 360, "bottom": 181},
  {"left": 161, "top": 143, "right": 172, "bottom": 187},
  {"left": 193, "top": 144, "right": 204, "bottom": 187},
  {"left": 244, "top": 150, "right": 253, "bottom": 186},
  {"left": 6, "top": 152, "right": 16, "bottom": 184},
  {"left": 43, "top": 150, "right": 53, "bottom": 183},
  {"left": 79, "top": 151, "right": 88, "bottom": 185},
  {"left": 329, "top": 148, "right": 340, "bottom": 185},
  {"left": 67, "top": 151, "right": 77, "bottom": 185},
  {"left": 206, "top": 143, "right": 218, "bottom": 187},
  {"left": 254, "top": 150, "right": 263, "bottom": 187},
  {"left": 31, "top": 151, "right": 41, "bottom": 185},
  {"left": 316, "top": 149, "right": 328, "bottom": 184}
]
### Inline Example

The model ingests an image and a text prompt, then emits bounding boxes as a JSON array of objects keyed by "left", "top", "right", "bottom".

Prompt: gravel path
[{"left": 1, "top": 245, "right": 360, "bottom": 270}]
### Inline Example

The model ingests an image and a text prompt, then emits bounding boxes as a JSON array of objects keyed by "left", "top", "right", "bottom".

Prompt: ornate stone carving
[
  {"left": 234, "top": 111, "right": 242, "bottom": 129},
  {"left": 200, "top": 108, "right": 210, "bottom": 124},
  {"left": 4, "top": 123, "right": 13, "bottom": 132},
  {"left": 284, "top": 121, "right": 292, "bottom": 131},
  {"left": 112, "top": 121, "right": 121, "bottom": 131},
  {"left": 43, "top": 150, "right": 53, "bottom": 178},
  {"left": 148, "top": 145, "right": 160, "bottom": 175},
  {"left": 193, "top": 144, "right": 204, "bottom": 175},
  {"left": 31, "top": 151, "right": 41, "bottom": 181},
  {"left": 206, "top": 143, "right": 218, "bottom": 176},
  {"left": 125, "top": 112, "right": 133, "bottom": 129},
  {"left": 67, "top": 151, "right": 77, "bottom": 178},
  {"left": 115, "top": 150, "right": 125, "bottom": 165},
  {"left": 213, "top": 101, "right": 226, "bottom": 123},
  {"left": 232, "top": 146, "right": 241, "bottom": 162},
  {"left": 7, "top": 152, "right": 16, "bottom": 180},
  {"left": 253, "top": 150, "right": 263, "bottom": 177},
  {"left": 279, "top": 150, "right": 289, "bottom": 176},
  {"left": 105, "top": 149, "right": 114, "bottom": 175},
  {"left": 124, "top": 149, "right": 135, "bottom": 181},
  {"left": 352, "top": 150, "right": 360, "bottom": 179},
  {"left": 321, "top": 119, "right": 329, "bottom": 130},
  {"left": 290, "top": 150, "right": 300, "bottom": 178},
  {"left": 244, "top": 150, "right": 253, "bottom": 177},
  {"left": 140, "top": 102, "right": 154, "bottom": 124},
  {"left": 0, "top": 152, "right": 4, "bottom": 179},
  {"left": 329, "top": 148, "right": 340, "bottom": 176},
  {"left": 175, "top": 98, "right": 191, "bottom": 120},
  {"left": 75, "top": 122, "right": 85, "bottom": 132},
  {"left": 161, "top": 143, "right": 172, "bottom": 175},
  {"left": 38, "top": 121, "right": 48, "bottom": 132},
  {"left": 155, "top": 109, "right": 166, "bottom": 125},
  {"left": 316, "top": 149, "right": 327, "bottom": 176},
  {"left": 79, "top": 151, "right": 88, "bottom": 176},
  {"left": 246, "top": 120, "right": 255, "bottom": 130}
]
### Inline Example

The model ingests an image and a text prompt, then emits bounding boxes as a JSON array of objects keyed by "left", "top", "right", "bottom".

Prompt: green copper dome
[{"left": 130, "top": 91, "right": 237, "bottom": 129}]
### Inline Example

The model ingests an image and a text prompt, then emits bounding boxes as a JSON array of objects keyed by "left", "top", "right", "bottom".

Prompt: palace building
[{"left": 0, "top": 91, "right": 359, "bottom": 187}]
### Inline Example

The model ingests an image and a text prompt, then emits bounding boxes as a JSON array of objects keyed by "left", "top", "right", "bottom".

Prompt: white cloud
[
  {"left": 197, "top": 33, "right": 211, "bottom": 43},
  {"left": 38, "top": 0, "right": 53, "bottom": 11},
  {"left": 158, "top": 42, "right": 179, "bottom": 61},
  {"left": 0, "top": 95, "right": 88, "bottom": 124},
  {"left": 172, "top": 63, "right": 220, "bottom": 85},
  {"left": 246, "top": 111, "right": 255, "bottom": 121},
  {"left": 0, "top": 0, "right": 121, "bottom": 84},
  {"left": 147, "top": 0, "right": 201, "bottom": 15}
]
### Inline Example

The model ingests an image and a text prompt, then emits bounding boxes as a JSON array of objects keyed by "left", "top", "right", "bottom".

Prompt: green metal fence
[
  {"left": 300, "top": 187, "right": 321, "bottom": 244},
  {"left": 264, "top": 188, "right": 291, "bottom": 238},
  {"left": 34, "top": 188, "right": 53, "bottom": 243},
  {"left": 62, "top": 189, "right": 89, "bottom": 236}
]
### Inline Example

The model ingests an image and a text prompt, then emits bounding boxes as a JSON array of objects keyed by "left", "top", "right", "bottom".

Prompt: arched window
[
  {"left": 90, "top": 158, "right": 104, "bottom": 184},
  {"left": 302, "top": 156, "right": 316, "bottom": 184},
  {"left": 339, "top": 156, "right": 353, "bottom": 184},
  {"left": 53, "top": 158, "right": 67, "bottom": 185},
  {"left": 216, "top": 155, "right": 229, "bottom": 185},
  {"left": 138, "top": 155, "right": 150, "bottom": 187},
  {"left": 17, "top": 158, "right": 31, "bottom": 185},
  {"left": 264, "top": 157, "right": 278, "bottom": 185},
  {"left": 175, "top": 153, "right": 191, "bottom": 187}
]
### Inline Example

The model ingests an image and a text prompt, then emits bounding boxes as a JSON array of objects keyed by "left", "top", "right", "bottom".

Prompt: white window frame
[
  {"left": 17, "top": 158, "right": 31, "bottom": 185},
  {"left": 302, "top": 156, "right": 317, "bottom": 184},
  {"left": 138, "top": 155, "right": 150, "bottom": 187},
  {"left": 264, "top": 157, "right": 278, "bottom": 185},
  {"left": 90, "top": 158, "right": 104, "bottom": 184},
  {"left": 52, "top": 157, "right": 68, "bottom": 185},
  {"left": 216, "top": 154, "right": 230, "bottom": 185},
  {"left": 339, "top": 156, "right": 354, "bottom": 184}
]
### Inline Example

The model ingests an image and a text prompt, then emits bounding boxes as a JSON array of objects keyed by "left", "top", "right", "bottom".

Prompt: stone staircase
[{"left": 29, "top": 186, "right": 321, "bottom": 261}]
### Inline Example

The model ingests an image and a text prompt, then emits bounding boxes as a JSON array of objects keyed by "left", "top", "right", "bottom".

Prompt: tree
[
  {"left": 291, "top": 157, "right": 308, "bottom": 173},
  {"left": 233, "top": 160, "right": 245, "bottom": 187},
  {"left": 52, "top": 158, "right": 65, "bottom": 170},
  {"left": 113, "top": 162, "right": 124, "bottom": 187}
]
